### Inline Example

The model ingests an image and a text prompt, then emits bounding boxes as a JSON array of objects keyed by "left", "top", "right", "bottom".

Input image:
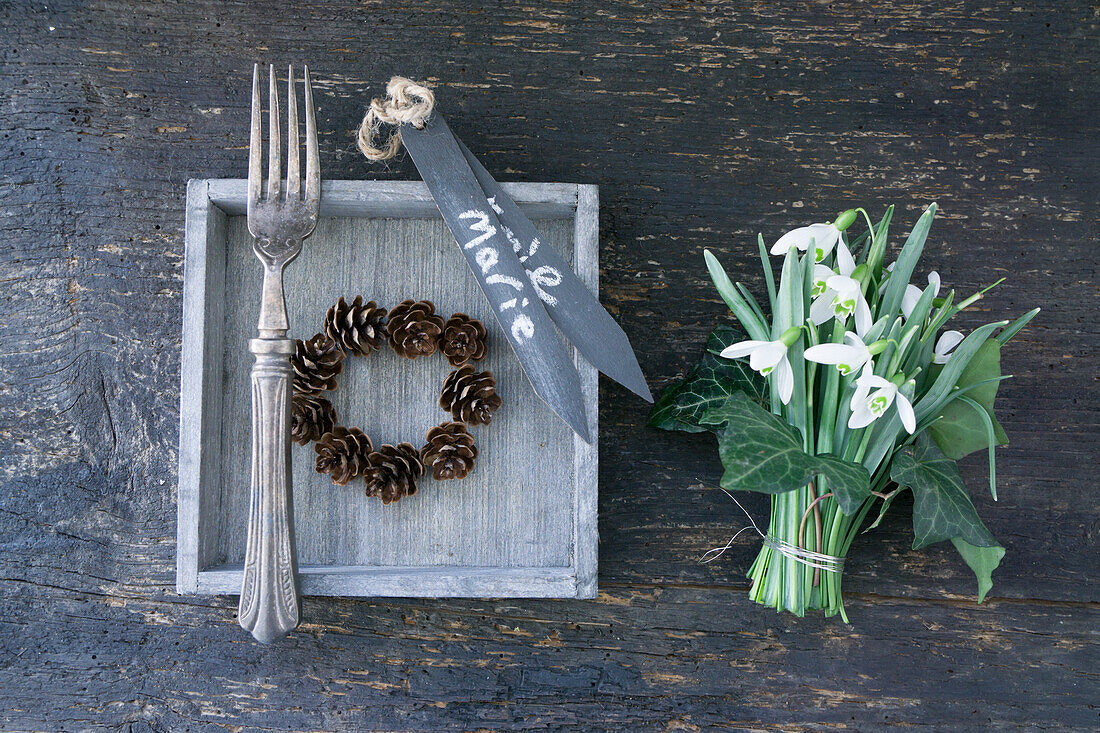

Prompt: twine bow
[{"left": 356, "top": 77, "right": 435, "bottom": 161}]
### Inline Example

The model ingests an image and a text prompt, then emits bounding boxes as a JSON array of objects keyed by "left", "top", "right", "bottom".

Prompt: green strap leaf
[
  {"left": 879, "top": 203, "right": 935, "bottom": 317},
  {"left": 757, "top": 234, "right": 777, "bottom": 313},
  {"left": 996, "top": 307, "right": 1040, "bottom": 345},
  {"left": 704, "top": 249, "right": 770, "bottom": 341},
  {"left": 865, "top": 205, "right": 894, "bottom": 276},
  {"left": 951, "top": 538, "right": 1005, "bottom": 603},
  {"left": 958, "top": 394, "right": 999, "bottom": 500},
  {"left": 647, "top": 326, "right": 766, "bottom": 433},
  {"left": 701, "top": 393, "right": 870, "bottom": 514},
  {"left": 890, "top": 435, "right": 998, "bottom": 549}
]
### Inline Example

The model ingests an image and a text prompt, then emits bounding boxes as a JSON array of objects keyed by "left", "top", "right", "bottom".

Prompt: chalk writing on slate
[
  {"left": 456, "top": 208, "right": 537, "bottom": 344},
  {"left": 400, "top": 115, "right": 591, "bottom": 442},
  {"left": 455, "top": 137, "right": 652, "bottom": 402}
]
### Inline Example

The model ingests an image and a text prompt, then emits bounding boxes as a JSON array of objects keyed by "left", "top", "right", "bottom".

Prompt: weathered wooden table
[{"left": 2, "top": 2, "right": 1096, "bottom": 729}]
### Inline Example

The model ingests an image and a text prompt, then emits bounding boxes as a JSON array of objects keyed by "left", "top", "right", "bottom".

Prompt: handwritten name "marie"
[{"left": 458, "top": 209, "right": 536, "bottom": 343}]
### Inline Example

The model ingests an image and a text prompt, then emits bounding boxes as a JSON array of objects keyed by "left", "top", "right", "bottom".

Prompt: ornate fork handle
[{"left": 239, "top": 336, "right": 300, "bottom": 644}]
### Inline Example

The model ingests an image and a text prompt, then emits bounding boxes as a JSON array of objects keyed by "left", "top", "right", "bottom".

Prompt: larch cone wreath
[{"left": 286, "top": 295, "right": 504, "bottom": 504}]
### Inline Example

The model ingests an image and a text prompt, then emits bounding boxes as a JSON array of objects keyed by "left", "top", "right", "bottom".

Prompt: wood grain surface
[{"left": 0, "top": 0, "right": 1096, "bottom": 730}]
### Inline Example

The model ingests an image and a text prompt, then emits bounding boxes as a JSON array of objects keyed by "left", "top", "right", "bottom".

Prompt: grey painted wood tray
[{"left": 177, "top": 180, "right": 598, "bottom": 599}]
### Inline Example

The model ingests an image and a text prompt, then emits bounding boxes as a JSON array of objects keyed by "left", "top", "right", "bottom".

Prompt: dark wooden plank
[
  {"left": 0, "top": 0, "right": 1096, "bottom": 728},
  {"left": 0, "top": 575, "right": 1096, "bottom": 730}
]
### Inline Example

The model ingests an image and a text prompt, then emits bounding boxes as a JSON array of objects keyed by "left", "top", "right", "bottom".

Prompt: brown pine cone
[
  {"left": 324, "top": 296, "right": 388, "bottom": 356},
  {"left": 387, "top": 299, "right": 445, "bottom": 359},
  {"left": 420, "top": 422, "right": 479, "bottom": 481},
  {"left": 314, "top": 426, "right": 372, "bottom": 486},
  {"left": 441, "top": 313, "right": 488, "bottom": 367},
  {"left": 363, "top": 442, "right": 424, "bottom": 504},
  {"left": 291, "top": 393, "right": 337, "bottom": 446},
  {"left": 440, "top": 366, "right": 502, "bottom": 426},
  {"left": 291, "top": 333, "right": 345, "bottom": 394}
]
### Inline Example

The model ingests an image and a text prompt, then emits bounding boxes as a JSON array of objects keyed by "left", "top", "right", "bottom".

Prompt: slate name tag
[
  {"left": 399, "top": 110, "right": 651, "bottom": 441},
  {"left": 400, "top": 115, "right": 590, "bottom": 442},
  {"left": 455, "top": 137, "right": 651, "bottom": 404}
]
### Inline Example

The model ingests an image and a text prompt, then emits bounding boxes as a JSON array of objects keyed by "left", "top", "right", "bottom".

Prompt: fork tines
[{"left": 248, "top": 63, "right": 319, "bottom": 208}]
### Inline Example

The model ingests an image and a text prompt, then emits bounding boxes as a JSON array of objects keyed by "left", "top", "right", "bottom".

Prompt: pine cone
[
  {"left": 291, "top": 333, "right": 345, "bottom": 394},
  {"left": 363, "top": 442, "right": 424, "bottom": 504},
  {"left": 440, "top": 366, "right": 502, "bottom": 426},
  {"left": 420, "top": 422, "right": 479, "bottom": 481},
  {"left": 387, "top": 299, "right": 444, "bottom": 359},
  {"left": 441, "top": 313, "right": 488, "bottom": 367},
  {"left": 324, "top": 296, "right": 388, "bottom": 356},
  {"left": 314, "top": 426, "right": 372, "bottom": 486},
  {"left": 291, "top": 393, "right": 337, "bottom": 446}
]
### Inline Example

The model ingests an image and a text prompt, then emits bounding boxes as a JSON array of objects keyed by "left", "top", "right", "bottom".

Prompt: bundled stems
[{"left": 661, "top": 204, "right": 1033, "bottom": 619}]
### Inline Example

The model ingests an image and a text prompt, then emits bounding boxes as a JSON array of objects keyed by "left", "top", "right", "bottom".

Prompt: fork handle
[
  {"left": 257, "top": 260, "right": 291, "bottom": 338},
  {"left": 239, "top": 338, "right": 300, "bottom": 644}
]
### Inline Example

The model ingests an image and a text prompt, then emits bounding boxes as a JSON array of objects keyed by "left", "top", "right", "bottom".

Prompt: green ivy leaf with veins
[
  {"left": 951, "top": 539, "right": 1005, "bottom": 603},
  {"left": 891, "top": 434, "right": 999, "bottom": 549},
  {"left": 891, "top": 434, "right": 1005, "bottom": 602},
  {"left": 647, "top": 325, "right": 766, "bottom": 434},
  {"left": 701, "top": 392, "right": 870, "bottom": 515}
]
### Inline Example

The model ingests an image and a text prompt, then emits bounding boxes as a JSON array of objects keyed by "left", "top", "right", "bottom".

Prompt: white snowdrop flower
[
  {"left": 720, "top": 328, "right": 802, "bottom": 404},
  {"left": 804, "top": 331, "right": 874, "bottom": 376},
  {"left": 810, "top": 240, "right": 865, "bottom": 331},
  {"left": 821, "top": 274, "right": 873, "bottom": 338},
  {"left": 771, "top": 210, "right": 857, "bottom": 262},
  {"left": 770, "top": 222, "right": 841, "bottom": 261},
  {"left": 933, "top": 329, "right": 965, "bottom": 365},
  {"left": 848, "top": 363, "right": 916, "bottom": 434},
  {"left": 902, "top": 271, "right": 941, "bottom": 319}
]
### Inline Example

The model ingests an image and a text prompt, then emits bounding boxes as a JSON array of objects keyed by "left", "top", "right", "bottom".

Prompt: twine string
[
  {"left": 357, "top": 76, "right": 435, "bottom": 161},
  {"left": 763, "top": 535, "right": 845, "bottom": 574},
  {"left": 699, "top": 483, "right": 845, "bottom": 575}
]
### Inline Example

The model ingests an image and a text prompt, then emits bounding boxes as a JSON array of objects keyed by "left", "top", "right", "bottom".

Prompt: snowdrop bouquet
[{"left": 649, "top": 204, "right": 1038, "bottom": 620}]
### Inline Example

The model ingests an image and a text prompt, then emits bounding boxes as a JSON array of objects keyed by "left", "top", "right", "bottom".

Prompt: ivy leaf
[
  {"left": 701, "top": 392, "right": 870, "bottom": 514},
  {"left": 647, "top": 325, "right": 766, "bottom": 433},
  {"left": 951, "top": 538, "right": 1005, "bottom": 603},
  {"left": 890, "top": 435, "right": 998, "bottom": 549},
  {"left": 929, "top": 339, "right": 1009, "bottom": 459}
]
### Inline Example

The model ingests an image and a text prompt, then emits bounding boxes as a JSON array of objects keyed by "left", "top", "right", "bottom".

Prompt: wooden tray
[{"left": 177, "top": 180, "right": 598, "bottom": 598}]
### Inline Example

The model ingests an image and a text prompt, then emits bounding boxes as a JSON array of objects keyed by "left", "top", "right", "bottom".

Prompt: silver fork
[{"left": 239, "top": 63, "right": 320, "bottom": 644}]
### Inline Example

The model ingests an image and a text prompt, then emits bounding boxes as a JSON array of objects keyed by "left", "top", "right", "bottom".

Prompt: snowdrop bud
[
  {"left": 851, "top": 263, "right": 870, "bottom": 287},
  {"left": 833, "top": 209, "right": 858, "bottom": 231},
  {"left": 779, "top": 326, "right": 803, "bottom": 347}
]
